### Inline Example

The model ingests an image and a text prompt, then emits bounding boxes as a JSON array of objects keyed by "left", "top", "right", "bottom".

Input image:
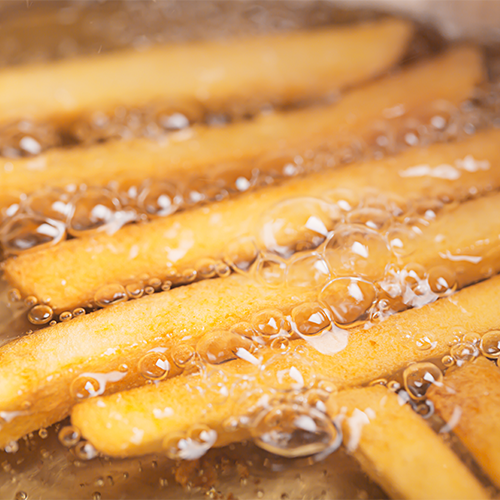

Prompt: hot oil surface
[{"left": 0, "top": 2, "right": 500, "bottom": 499}]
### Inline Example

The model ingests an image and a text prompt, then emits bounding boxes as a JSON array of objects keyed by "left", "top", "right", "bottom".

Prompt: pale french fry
[
  {"left": 328, "top": 386, "right": 489, "bottom": 500},
  {"left": 428, "top": 357, "right": 500, "bottom": 489},
  {"left": 5, "top": 127, "right": 500, "bottom": 312},
  {"left": 0, "top": 46, "right": 481, "bottom": 204},
  {"left": 70, "top": 274, "right": 500, "bottom": 457},
  {"left": 0, "top": 19, "right": 413, "bottom": 128}
]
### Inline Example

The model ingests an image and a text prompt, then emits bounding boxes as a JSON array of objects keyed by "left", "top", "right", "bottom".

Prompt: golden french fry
[
  {"left": 428, "top": 357, "right": 500, "bottom": 489},
  {"left": 5, "top": 127, "right": 500, "bottom": 312},
  {"left": 0, "top": 46, "right": 481, "bottom": 204},
  {"left": 70, "top": 274, "right": 500, "bottom": 457},
  {"left": 0, "top": 19, "right": 412, "bottom": 128},
  {"left": 328, "top": 386, "right": 489, "bottom": 500}
]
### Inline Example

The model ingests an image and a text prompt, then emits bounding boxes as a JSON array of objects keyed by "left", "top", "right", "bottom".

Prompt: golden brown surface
[
  {"left": 0, "top": 19, "right": 412, "bottom": 127},
  {"left": 0, "top": 46, "right": 481, "bottom": 204},
  {"left": 5, "top": 127, "right": 500, "bottom": 311},
  {"left": 328, "top": 386, "right": 489, "bottom": 500},
  {"left": 428, "top": 358, "right": 500, "bottom": 489},
  {"left": 70, "top": 275, "right": 500, "bottom": 457}
]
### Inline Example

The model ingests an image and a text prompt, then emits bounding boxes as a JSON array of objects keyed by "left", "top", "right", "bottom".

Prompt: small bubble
[
  {"left": 58, "top": 425, "right": 81, "bottom": 447},
  {"left": 74, "top": 441, "right": 97, "bottom": 460},
  {"left": 415, "top": 335, "right": 436, "bottom": 351},
  {"left": 138, "top": 180, "right": 180, "bottom": 217},
  {"left": 255, "top": 255, "right": 287, "bottom": 287},
  {"left": 180, "top": 268, "right": 197, "bottom": 283},
  {"left": 403, "top": 362, "right": 443, "bottom": 400},
  {"left": 319, "top": 277, "right": 376, "bottom": 328},
  {"left": 428, "top": 266, "right": 457, "bottom": 295},
  {"left": 286, "top": 253, "right": 330, "bottom": 289},
  {"left": 95, "top": 283, "right": 128, "bottom": 308},
  {"left": 224, "top": 236, "right": 259, "bottom": 274},
  {"left": 70, "top": 375, "right": 101, "bottom": 400},
  {"left": 197, "top": 329, "right": 252, "bottom": 364},
  {"left": 49, "top": 320, "right": 57, "bottom": 326},
  {"left": 291, "top": 303, "right": 330, "bottom": 337},
  {"left": 144, "top": 286, "right": 155, "bottom": 295},
  {"left": 59, "top": 311, "right": 73, "bottom": 322},
  {"left": 252, "top": 309, "right": 290, "bottom": 337},
  {"left": 28, "top": 304, "right": 53, "bottom": 325},
  {"left": 451, "top": 342, "right": 479, "bottom": 365},
  {"left": 24, "top": 296, "right": 38, "bottom": 307},
  {"left": 1, "top": 215, "right": 65, "bottom": 254},
  {"left": 270, "top": 337, "right": 290, "bottom": 350},
  {"left": 8, "top": 289, "right": 22, "bottom": 302},
  {"left": 147, "top": 278, "right": 162, "bottom": 291},
  {"left": 347, "top": 207, "right": 390, "bottom": 231},
  {"left": 480, "top": 331, "right": 500, "bottom": 358},
  {"left": 73, "top": 307, "right": 86, "bottom": 317},
  {"left": 196, "top": 258, "right": 217, "bottom": 279},
  {"left": 441, "top": 355, "right": 455, "bottom": 367},
  {"left": 126, "top": 282, "right": 144, "bottom": 299},
  {"left": 15, "top": 492, "right": 27, "bottom": 500},
  {"left": 92, "top": 492, "right": 101, "bottom": 500},
  {"left": 215, "top": 261, "right": 231, "bottom": 278},
  {"left": 38, "top": 428, "right": 48, "bottom": 439},
  {"left": 5, "top": 440, "right": 19, "bottom": 453},
  {"left": 138, "top": 352, "right": 170, "bottom": 380},
  {"left": 251, "top": 405, "right": 340, "bottom": 459},
  {"left": 171, "top": 344, "right": 195, "bottom": 368},
  {"left": 161, "top": 281, "right": 172, "bottom": 292}
]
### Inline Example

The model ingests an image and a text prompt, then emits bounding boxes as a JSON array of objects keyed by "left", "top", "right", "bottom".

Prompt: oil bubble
[
  {"left": 58, "top": 426, "right": 81, "bottom": 447},
  {"left": 28, "top": 304, "right": 53, "bottom": 325},
  {"left": 251, "top": 404, "right": 340, "bottom": 459},
  {"left": 27, "top": 187, "right": 71, "bottom": 221},
  {"left": 1, "top": 215, "right": 65, "bottom": 254},
  {"left": 196, "top": 258, "right": 217, "bottom": 279},
  {"left": 138, "top": 351, "right": 170, "bottom": 381},
  {"left": 258, "top": 197, "right": 338, "bottom": 258},
  {"left": 215, "top": 261, "right": 231, "bottom": 278},
  {"left": 286, "top": 253, "right": 330, "bottom": 289},
  {"left": 480, "top": 331, "right": 500, "bottom": 358},
  {"left": 450, "top": 342, "right": 479, "bottom": 366},
  {"left": 59, "top": 311, "right": 72, "bottom": 322},
  {"left": 255, "top": 255, "right": 287, "bottom": 287},
  {"left": 74, "top": 440, "right": 98, "bottom": 460},
  {"left": 95, "top": 283, "right": 128, "bottom": 308},
  {"left": 403, "top": 362, "right": 443, "bottom": 400},
  {"left": 8, "top": 289, "right": 22, "bottom": 302},
  {"left": 70, "top": 375, "right": 100, "bottom": 400},
  {"left": 138, "top": 180, "right": 181, "bottom": 217},
  {"left": 68, "top": 187, "right": 121, "bottom": 235},
  {"left": 442, "top": 355, "right": 455, "bottom": 367},
  {"left": 252, "top": 309, "right": 290, "bottom": 337},
  {"left": 224, "top": 236, "right": 259, "bottom": 274},
  {"left": 291, "top": 303, "right": 330, "bottom": 337},
  {"left": 197, "top": 329, "right": 253, "bottom": 364},
  {"left": 346, "top": 207, "right": 390, "bottom": 231},
  {"left": 171, "top": 344, "right": 196, "bottom": 368},
  {"left": 73, "top": 307, "right": 86, "bottom": 317},
  {"left": 324, "top": 224, "right": 390, "bottom": 280},
  {"left": 319, "top": 277, "right": 376, "bottom": 328},
  {"left": 427, "top": 266, "right": 457, "bottom": 295}
]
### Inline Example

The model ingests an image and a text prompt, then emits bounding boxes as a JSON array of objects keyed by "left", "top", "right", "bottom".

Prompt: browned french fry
[
  {"left": 0, "top": 19, "right": 412, "bottom": 129},
  {"left": 0, "top": 46, "right": 481, "bottom": 206},
  {"left": 70, "top": 274, "right": 500, "bottom": 457},
  {"left": 5, "top": 127, "right": 500, "bottom": 312},
  {"left": 328, "top": 386, "right": 489, "bottom": 500},
  {"left": 3, "top": 184, "right": 500, "bottom": 447},
  {"left": 428, "top": 357, "right": 500, "bottom": 489}
]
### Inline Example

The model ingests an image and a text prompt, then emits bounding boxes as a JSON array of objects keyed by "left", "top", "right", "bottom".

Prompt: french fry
[
  {"left": 428, "top": 357, "right": 500, "bottom": 489},
  {"left": 70, "top": 274, "right": 500, "bottom": 457},
  {"left": 0, "top": 19, "right": 412, "bottom": 128},
  {"left": 0, "top": 46, "right": 482, "bottom": 204},
  {"left": 5, "top": 127, "right": 500, "bottom": 312},
  {"left": 328, "top": 386, "right": 489, "bottom": 500}
]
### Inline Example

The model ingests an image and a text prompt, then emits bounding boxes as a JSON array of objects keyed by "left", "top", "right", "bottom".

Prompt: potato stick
[
  {"left": 5, "top": 127, "right": 500, "bottom": 312},
  {"left": 0, "top": 46, "right": 481, "bottom": 202},
  {"left": 70, "top": 274, "right": 500, "bottom": 457},
  {"left": 0, "top": 19, "right": 412, "bottom": 128},
  {"left": 428, "top": 358, "right": 500, "bottom": 489},
  {"left": 3, "top": 190, "right": 500, "bottom": 447},
  {"left": 328, "top": 386, "right": 489, "bottom": 500}
]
